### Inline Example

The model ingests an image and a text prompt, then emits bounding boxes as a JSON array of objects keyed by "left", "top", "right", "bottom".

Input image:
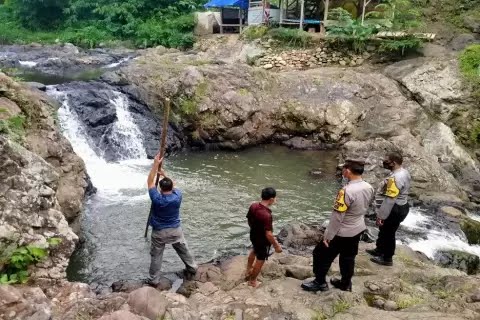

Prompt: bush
[
  {"left": 378, "top": 37, "right": 423, "bottom": 55},
  {"left": 135, "top": 15, "right": 196, "bottom": 49},
  {"left": 459, "top": 44, "right": 480, "bottom": 98},
  {"left": 0, "top": 115, "right": 26, "bottom": 143},
  {"left": 9, "top": 0, "right": 68, "bottom": 30},
  {"left": 268, "top": 28, "right": 312, "bottom": 48},
  {"left": 241, "top": 25, "right": 269, "bottom": 41},
  {"left": 61, "top": 26, "right": 113, "bottom": 49},
  {"left": 0, "top": 238, "right": 61, "bottom": 284},
  {"left": 327, "top": 8, "right": 376, "bottom": 53}
]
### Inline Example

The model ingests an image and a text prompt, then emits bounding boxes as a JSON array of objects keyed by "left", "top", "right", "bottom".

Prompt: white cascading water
[
  {"left": 400, "top": 209, "right": 480, "bottom": 259},
  {"left": 106, "top": 92, "right": 147, "bottom": 160},
  {"left": 47, "top": 87, "right": 151, "bottom": 200}
]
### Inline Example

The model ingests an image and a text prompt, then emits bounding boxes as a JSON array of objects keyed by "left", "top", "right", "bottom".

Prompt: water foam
[
  {"left": 19, "top": 60, "right": 38, "bottom": 68},
  {"left": 103, "top": 57, "right": 132, "bottom": 69},
  {"left": 401, "top": 208, "right": 480, "bottom": 259}
]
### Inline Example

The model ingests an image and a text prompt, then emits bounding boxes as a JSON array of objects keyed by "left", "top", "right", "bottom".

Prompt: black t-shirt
[{"left": 247, "top": 202, "right": 273, "bottom": 246}]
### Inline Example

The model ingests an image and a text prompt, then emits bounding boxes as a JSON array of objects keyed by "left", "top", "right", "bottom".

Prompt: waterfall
[
  {"left": 107, "top": 92, "right": 147, "bottom": 160},
  {"left": 47, "top": 87, "right": 150, "bottom": 198}
]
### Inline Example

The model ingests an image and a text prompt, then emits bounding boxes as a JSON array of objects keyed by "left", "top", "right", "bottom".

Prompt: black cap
[{"left": 340, "top": 158, "right": 366, "bottom": 168}]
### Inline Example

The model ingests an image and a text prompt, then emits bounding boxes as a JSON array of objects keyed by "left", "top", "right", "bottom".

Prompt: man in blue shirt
[{"left": 147, "top": 154, "right": 197, "bottom": 285}]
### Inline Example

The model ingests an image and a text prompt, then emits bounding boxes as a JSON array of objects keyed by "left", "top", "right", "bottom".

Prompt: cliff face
[
  {"left": 109, "top": 47, "right": 480, "bottom": 205},
  {"left": 0, "top": 73, "right": 88, "bottom": 282}
]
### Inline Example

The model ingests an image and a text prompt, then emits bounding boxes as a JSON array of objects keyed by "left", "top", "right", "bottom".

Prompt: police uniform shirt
[
  {"left": 375, "top": 167, "right": 411, "bottom": 220},
  {"left": 324, "top": 179, "right": 375, "bottom": 241}
]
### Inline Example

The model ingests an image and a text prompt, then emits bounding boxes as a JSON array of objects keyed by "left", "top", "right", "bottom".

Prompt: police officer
[
  {"left": 302, "top": 159, "right": 374, "bottom": 292},
  {"left": 367, "top": 152, "right": 411, "bottom": 266}
]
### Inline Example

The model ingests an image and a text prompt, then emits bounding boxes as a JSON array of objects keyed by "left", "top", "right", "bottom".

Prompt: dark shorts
[{"left": 251, "top": 241, "right": 271, "bottom": 260}]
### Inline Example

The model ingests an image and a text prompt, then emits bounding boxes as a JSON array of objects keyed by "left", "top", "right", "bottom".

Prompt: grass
[
  {"left": 332, "top": 299, "right": 351, "bottom": 314},
  {"left": 237, "top": 88, "right": 250, "bottom": 96},
  {"left": 178, "top": 81, "right": 209, "bottom": 118},
  {"left": 311, "top": 310, "right": 327, "bottom": 320},
  {"left": 241, "top": 25, "right": 269, "bottom": 41},
  {"left": 395, "top": 295, "right": 424, "bottom": 309},
  {"left": 0, "top": 115, "right": 26, "bottom": 143},
  {"left": 241, "top": 25, "right": 313, "bottom": 48},
  {"left": 459, "top": 44, "right": 480, "bottom": 100}
]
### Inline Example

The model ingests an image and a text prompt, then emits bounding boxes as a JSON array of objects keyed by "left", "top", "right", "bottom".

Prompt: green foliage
[
  {"left": 378, "top": 37, "right": 423, "bottom": 55},
  {"left": 327, "top": 8, "right": 376, "bottom": 53},
  {"left": 459, "top": 44, "right": 480, "bottom": 98},
  {"left": 0, "top": 238, "right": 61, "bottom": 284},
  {"left": 60, "top": 26, "right": 113, "bottom": 49},
  {"left": 268, "top": 28, "right": 312, "bottom": 48},
  {"left": 9, "top": 0, "right": 68, "bottom": 30},
  {"left": 367, "top": 0, "right": 422, "bottom": 31},
  {"left": 0, "top": 0, "right": 203, "bottom": 49},
  {"left": 395, "top": 295, "right": 424, "bottom": 309},
  {"left": 134, "top": 15, "right": 196, "bottom": 49},
  {"left": 332, "top": 299, "right": 351, "bottom": 314},
  {"left": 0, "top": 115, "right": 26, "bottom": 142},
  {"left": 241, "top": 25, "right": 269, "bottom": 41}
]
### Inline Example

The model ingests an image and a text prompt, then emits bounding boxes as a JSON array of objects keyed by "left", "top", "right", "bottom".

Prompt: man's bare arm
[
  {"left": 147, "top": 154, "right": 162, "bottom": 189},
  {"left": 266, "top": 231, "right": 282, "bottom": 253}
]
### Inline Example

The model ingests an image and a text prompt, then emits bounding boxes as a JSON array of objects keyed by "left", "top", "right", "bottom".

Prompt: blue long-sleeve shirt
[{"left": 148, "top": 188, "right": 182, "bottom": 230}]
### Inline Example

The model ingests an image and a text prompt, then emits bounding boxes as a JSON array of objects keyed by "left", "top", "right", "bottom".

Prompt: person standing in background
[
  {"left": 367, "top": 152, "right": 411, "bottom": 266},
  {"left": 302, "top": 160, "right": 374, "bottom": 292}
]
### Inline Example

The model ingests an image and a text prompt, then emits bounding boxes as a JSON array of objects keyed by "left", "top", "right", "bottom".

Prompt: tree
[{"left": 10, "top": 0, "right": 68, "bottom": 30}]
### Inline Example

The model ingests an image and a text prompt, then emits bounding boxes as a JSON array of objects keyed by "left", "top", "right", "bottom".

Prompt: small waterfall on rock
[
  {"left": 47, "top": 87, "right": 150, "bottom": 196},
  {"left": 106, "top": 93, "right": 147, "bottom": 160},
  {"left": 401, "top": 209, "right": 480, "bottom": 259}
]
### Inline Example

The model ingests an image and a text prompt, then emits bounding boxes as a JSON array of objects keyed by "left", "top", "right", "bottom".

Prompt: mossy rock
[
  {"left": 436, "top": 250, "right": 480, "bottom": 275},
  {"left": 460, "top": 217, "right": 480, "bottom": 245}
]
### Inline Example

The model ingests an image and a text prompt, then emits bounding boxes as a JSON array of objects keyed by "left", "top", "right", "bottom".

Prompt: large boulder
[
  {"left": 460, "top": 217, "right": 480, "bottom": 245},
  {"left": 98, "top": 310, "right": 146, "bottom": 320},
  {"left": 435, "top": 250, "right": 480, "bottom": 275},
  {"left": 0, "top": 285, "right": 51, "bottom": 320},
  {"left": 194, "top": 11, "right": 220, "bottom": 36},
  {"left": 0, "top": 137, "right": 78, "bottom": 281},
  {"left": 127, "top": 287, "right": 169, "bottom": 320},
  {"left": 1, "top": 73, "right": 88, "bottom": 222},
  {"left": 277, "top": 223, "right": 323, "bottom": 249},
  {"left": 384, "top": 58, "right": 471, "bottom": 122}
]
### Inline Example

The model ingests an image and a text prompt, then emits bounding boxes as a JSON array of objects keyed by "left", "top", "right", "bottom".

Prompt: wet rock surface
[
  {"left": 0, "top": 44, "right": 136, "bottom": 77},
  {"left": 48, "top": 81, "right": 184, "bottom": 161}
]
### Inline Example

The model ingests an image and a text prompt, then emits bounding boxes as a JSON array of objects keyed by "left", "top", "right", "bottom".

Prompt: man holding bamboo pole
[
  {"left": 146, "top": 155, "right": 197, "bottom": 285},
  {"left": 145, "top": 98, "right": 197, "bottom": 286}
]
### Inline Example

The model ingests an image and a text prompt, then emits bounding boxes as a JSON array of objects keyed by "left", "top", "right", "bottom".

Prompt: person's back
[
  {"left": 149, "top": 188, "right": 182, "bottom": 230},
  {"left": 368, "top": 152, "right": 411, "bottom": 266},
  {"left": 146, "top": 154, "right": 197, "bottom": 286},
  {"left": 335, "top": 180, "right": 374, "bottom": 237}
]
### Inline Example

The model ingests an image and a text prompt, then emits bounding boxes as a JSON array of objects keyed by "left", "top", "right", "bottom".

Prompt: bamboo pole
[{"left": 144, "top": 98, "right": 171, "bottom": 238}]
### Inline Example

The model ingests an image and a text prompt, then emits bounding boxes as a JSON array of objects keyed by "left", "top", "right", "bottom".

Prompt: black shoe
[
  {"left": 330, "top": 278, "right": 352, "bottom": 292},
  {"left": 366, "top": 248, "right": 382, "bottom": 257},
  {"left": 301, "top": 280, "right": 329, "bottom": 292},
  {"left": 370, "top": 256, "right": 393, "bottom": 266}
]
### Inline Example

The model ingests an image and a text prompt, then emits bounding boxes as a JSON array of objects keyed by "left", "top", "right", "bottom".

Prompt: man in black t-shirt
[{"left": 245, "top": 187, "right": 282, "bottom": 287}]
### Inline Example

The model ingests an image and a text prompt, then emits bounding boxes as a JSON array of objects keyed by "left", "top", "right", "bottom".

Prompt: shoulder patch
[
  {"left": 333, "top": 188, "right": 348, "bottom": 213},
  {"left": 384, "top": 177, "right": 400, "bottom": 198}
]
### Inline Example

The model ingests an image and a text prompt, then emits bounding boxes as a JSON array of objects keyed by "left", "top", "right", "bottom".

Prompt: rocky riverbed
[{"left": 1, "top": 37, "right": 480, "bottom": 320}]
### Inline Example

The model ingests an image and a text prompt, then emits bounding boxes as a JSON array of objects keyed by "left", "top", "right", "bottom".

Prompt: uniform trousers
[
  {"left": 376, "top": 203, "right": 410, "bottom": 261},
  {"left": 313, "top": 231, "right": 363, "bottom": 285}
]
